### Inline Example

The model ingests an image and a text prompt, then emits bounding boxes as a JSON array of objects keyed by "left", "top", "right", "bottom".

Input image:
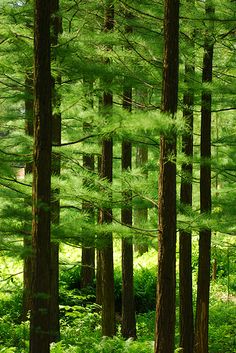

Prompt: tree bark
[
  {"left": 155, "top": 1, "right": 179, "bottom": 352},
  {"left": 81, "top": 82, "right": 95, "bottom": 290},
  {"left": 121, "top": 82, "right": 136, "bottom": 339},
  {"left": 99, "top": 95, "right": 115, "bottom": 336},
  {"left": 194, "top": 5, "right": 214, "bottom": 353},
  {"left": 134, "top": 145, "right": 148, "bottom": 255},
  {"left": 49, "top": 0, "right": 62, "bottom": 342},
  {"left": 30, "top": 1, "right": 52, "bottom": 352},
  {"left": 99, "top": 1, "right": 115, "bottom": 336},
  {"left": 96, "top": 155, "right": 103, "bottom": 306},
  {"left": 22, "top": 72, "right": 33, "bottom": 322},
  {"left": 179, "top": 45, "right": 195, "bottom": 353}
]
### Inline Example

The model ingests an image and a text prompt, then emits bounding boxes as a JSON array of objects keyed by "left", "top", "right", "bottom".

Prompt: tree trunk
[
  {"left": 22, "top": 72, "right": 33, "bottom": 322},
  {"left": 121, "top": 82, "right": 136, "bottom": 339},
  {"left": 96, "top": 155, "right": 103, "bottom": 306},
  {"left": 99, "top": 1, "right": 115, "bottom": 336},
  {"left": 194, "top": 5, "right": 214, "bottom": 353},
  {"left": 30, "top": 1, "right": 52, "bottom": 352},
  {"left": 99, "top": 102, "right": 115, "bottom": 336},
  {"left": 96, "top": 248, "right": 103, "bottom": 306},
  {"left": 81, "top": 81, "right": 95, "bottom": 290},
  {"left": 49, "top": 0, "right": 62, "bottom": 342},
  {"left": 179, "top": 44, "right": 195, "bottom": 353},
  {"left": 154, "top": 1, "right": 179, "bottom": 352},
  {"left": 134, "top": 145, "right": 148, "bottom": 255}
]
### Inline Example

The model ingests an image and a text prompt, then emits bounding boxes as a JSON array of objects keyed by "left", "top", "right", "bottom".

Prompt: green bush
[
  {"left": 209, "top": 302, "right": 236, "bottom": 353},
  {"left": 60, "top": 265, "right": 157, "bottom": 314},
  {"left": 0, "top": 316, "right": 29, "bottom": 352},
  {"left": 60, "top": 265, "right": 82, "bottom": 290},
  {"left": 0, "top": 291, "right": 22, "bottom": 323},
  {"left": 134, "top": 267, "right": 156, "bottom": 313},
  {"left": 51, "top": 336, "right": 154, "bottom": 353}
]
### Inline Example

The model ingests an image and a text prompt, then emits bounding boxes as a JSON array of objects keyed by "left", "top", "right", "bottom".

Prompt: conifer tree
[
  {"left": 99, "top": 0, "right": 116, "bottom": 337},
  {"left": 50, "top": 0, "right": 62, "bottom": 342},
  {"left": 81, "top": 79, "right": 95, "bottom": 290},
  {"left": 134, "top": 144, "right": 148, "bottom": 254},
  {"left": 155, "top": 0, "right": 179, "bottom": 352},
  {"left": 30, "top": 0, "right": 52, "bottom": 351},
  {"left": 121, "top": 22, "right": 136, "bottom": 334},
  {"left": 22, "top": 71, "right": 33, "bottom": 322},
  {"left": 194, "top": 4, "right": 214, "bottom": 353},
  {"left": 179, "top": 3, "right": 195, "bottom": 350}
]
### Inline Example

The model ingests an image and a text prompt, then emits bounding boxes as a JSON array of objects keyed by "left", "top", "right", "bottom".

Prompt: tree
[
  {"left": 50, "top": 0, "right": 62, "bottom": 343},
  {"left": 155, "top": 0, "right": 179, "bottom": 352},
  {"left": 81, "top": 80, "right": 95, "bottom": 290},
  {"left": 22, "top": 71, "right": 33, "bottom": 322},
  {"left": 121, "top": 37, "right": 136, "bottom": 336},
  {"left": 30, "top": 0, "right": 52, "bottom": 351},
  {"left": 179, "top": 5, "right": 195, "bottom": 351},
  {"left": 194, "top": 4, "right": 214, "bottom": 353},
  {"left": 99, "top": 0, "right": 116, "bottom": 337},
  {"left": 134, "top": 144, "right": 149, "bottom": 255}
]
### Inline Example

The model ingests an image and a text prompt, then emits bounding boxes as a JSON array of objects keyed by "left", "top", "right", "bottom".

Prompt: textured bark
[
  {"left": 99, "top": 110, "right": 115, "bottom": 336},
  {"left": 22, "top": 234, "right": 32, "bottom": 321},
  {"left": 96, "top": 248, "right": 103, "bottom": 306},
  {"left": 121, "top": 84, "right": 136, "bottom": 339},
  {"left": 30, "top": 1, "right": 52, "bottom": 352},
  {"left": 22, "top": 72, "right": 33, "bottom": 322},
  {"left": 81, "top": 82, "right": 95, "bottom": 290},
  {"left": 81, "top": 243, "right": 95, "bottom": 288},
  {"left": 155, "top": 1, "right": 179, "bottom": 352},
  {"left": 49, "top": 243, "right": 60, "bottom": 342},
  {"left": 134, "top": 145, "right": 148, "bottom": 255},
  {"left": 194, "top": 6, "right": 214, "bottom": 353},
  {"left": 179, "top": 64, "right": 194, "bottom": 353},
  {"left": 99, "top": 2, "right": 115, "bottom": 336},
  {"left": 50, "top": 0, "right": 62, "bottom": 342},
  {"left": 96, "top": 155, "right": 103, "bottom": 306}
]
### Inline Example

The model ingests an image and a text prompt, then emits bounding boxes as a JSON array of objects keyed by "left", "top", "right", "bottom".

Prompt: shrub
[{"left": 60, "top": 265, "right": 157, "bottom": 314}]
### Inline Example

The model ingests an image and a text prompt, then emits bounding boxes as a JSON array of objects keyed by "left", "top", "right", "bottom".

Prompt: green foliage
[
  {"left": 134, "top": 267, "right": 156, "bottom": 313},
  {"left": 209, "top": 302, "right": 236, "bottom": 353},
  {"left": 0, "top": 315, "right": 29, "bottom": 352},
  {"left": 0, "top": 291, "right": 22, "bottom": 323},
  {"left": 60, "top": 264, "right": 157, "bottom": 314}
]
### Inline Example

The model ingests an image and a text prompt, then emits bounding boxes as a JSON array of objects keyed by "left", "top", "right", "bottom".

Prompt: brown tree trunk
[
  {"left": 22, "top": 72, "right": 33, "bottom": 322},
  {"left": 96, "top": 248, "right": 103, "bottom": 306},
  {"left": 194, "top": 5, "right": 214, "bottom": 353},
  {"left": 99, "top": 100, "right": 115, "bottom": 336},
  {"left": 96, "top": 155, "right": 103, "bottom": 306},
  {"left": 30, "top": 1, "right": 52, "bottom": 352},
  {"left": 81, "top": 82, "right": 95, "bottom": 290},
  {"left": 49, "top": 0, "right": 62, "bottom": 342},
  {"left": 154, "top": 1, "right": 179, "bottom": 352},
  {"left": 179, "top": 47, "right": 195, "bottom": 353},
  {"left": 134, "top": 145, "right": 148, "bottom": 255},
  {"left": 99, "top": 1, "right": 115, "bottom": 337},
  {"left": 121, "top": 83, "right": 136, "bottom": 339}
]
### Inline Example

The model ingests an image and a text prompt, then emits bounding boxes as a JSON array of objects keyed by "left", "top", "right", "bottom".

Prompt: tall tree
[
  {"left": 30, "top": 0, "right": 52, "bottom": 352},
  {"left": 22, "top": 72, "right": 33, "bottom": 322},
  {"left": 179, "top": 12, "right": 195, "bottom": 352},
  {"left": 134, "top": 88, "right": 149, "bottom": 255},
  {"left": 194, "top": 4, "right": 214, "bottom": 353},
  {"left": 134, "top": 144, "right": 148, "bottom": 255},
  {"left": 121, "top": 33, "right": 136, "bottom": 336},
  {"left": 50, "top": 0, "right": 62, "bottom": 343},
  {"left": 96, "top": 154, "right": 103, "bottom": 306},
  {"left": 154, "top": 0, "right": 179, "bottom": 352},
  {"left": 81, "top": 80, "right": 95, "bottom": 290},
  {"left": 99, "top": 0, "right": 116, "bottom": 337}
]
